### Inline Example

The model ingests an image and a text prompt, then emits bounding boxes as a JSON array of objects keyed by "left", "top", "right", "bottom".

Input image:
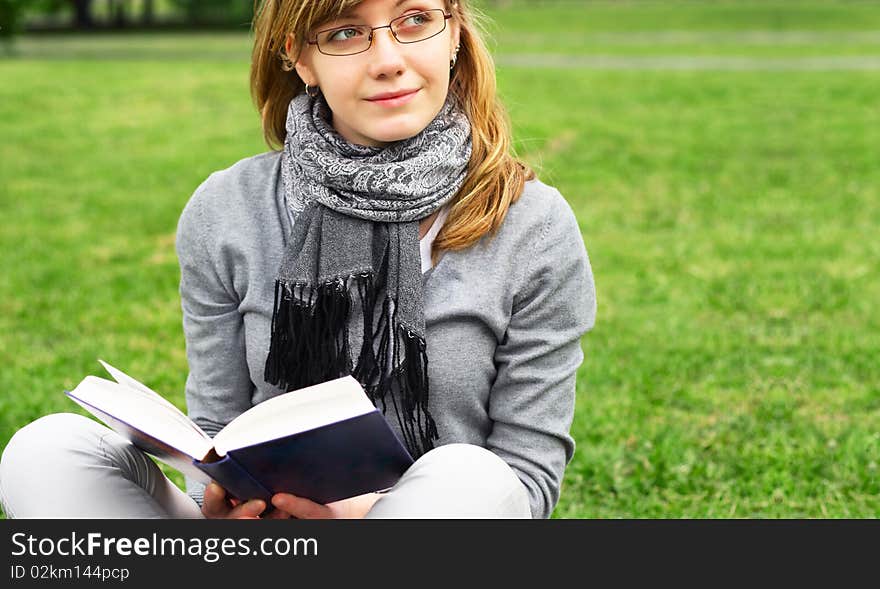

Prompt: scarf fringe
[
  {"left": 264, "top": 272, "right": 438, "bottom": 458},
  {"left": 264, "top": 278, "right": 353, "bottom": 390}
]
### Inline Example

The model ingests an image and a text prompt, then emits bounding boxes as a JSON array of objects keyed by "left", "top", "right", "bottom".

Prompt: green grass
[{"left": 1, "top": 0, "right": 879, "bottom": 518}]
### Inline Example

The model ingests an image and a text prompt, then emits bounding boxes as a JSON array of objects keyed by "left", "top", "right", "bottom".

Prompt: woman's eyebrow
[{"left": 336, "top": 0, "right": 420, "bottom": 20}]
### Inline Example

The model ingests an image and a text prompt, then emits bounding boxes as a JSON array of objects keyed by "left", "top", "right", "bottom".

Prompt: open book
[{"left": 65, "top": 360, "right": 414, "bottom": 504}]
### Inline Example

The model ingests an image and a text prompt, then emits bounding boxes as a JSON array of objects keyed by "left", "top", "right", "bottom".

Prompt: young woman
[{"left": 0, "top": 0, "right": 595, "bottom": 519}]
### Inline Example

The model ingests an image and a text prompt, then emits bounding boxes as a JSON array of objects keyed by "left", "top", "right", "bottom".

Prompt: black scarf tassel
[{"left": 264, "top": 272, "right": 438, "bottom": 459}]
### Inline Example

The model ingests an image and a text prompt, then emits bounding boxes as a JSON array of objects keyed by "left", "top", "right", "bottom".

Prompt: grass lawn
[{"left": 1, "top": 1, "right": 878, "bottom": 517}]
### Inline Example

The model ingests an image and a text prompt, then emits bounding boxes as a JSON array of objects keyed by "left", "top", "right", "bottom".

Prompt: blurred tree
[
  {"left": 169, "top": 0, "right": 253, "bottom": 26},
  {"left": 16, "top": 0, "right": 253, "bottom": 31},
  {"left": 0, "top": 0, "right": 23, "bottom": 52},
  {"left": 72, "top": 0, "right": 95, "bottom": 29},
  {"left": 109, "top": 0, "right": 129, "bottom": 27},
  {"left": 27, "top": 0, "right": 155, "bottom": 29}
]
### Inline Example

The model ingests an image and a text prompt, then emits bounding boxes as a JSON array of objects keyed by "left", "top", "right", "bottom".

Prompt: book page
[
  {"left": 98, "top": 359, "right": 209, "bottom": 440},
  {"left": 213, "top": 375, "right": 376, "bottom": 455},
  {"left": 66, "top": 393, "right": 212, "bottom": 484},
  {"left": 67, "top": 376, "right": 214, "bottom": 464}
]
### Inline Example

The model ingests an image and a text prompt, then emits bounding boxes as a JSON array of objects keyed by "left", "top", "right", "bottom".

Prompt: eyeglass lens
[{"left": 316, "top": 9, "right": 447, "bottom": 56}]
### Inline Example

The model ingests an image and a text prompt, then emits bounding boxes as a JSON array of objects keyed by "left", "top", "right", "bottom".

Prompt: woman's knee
[
  {"left": 371, "top": 443, "right": 531, "bottom": 518},
  {"left": 1, "top": 413, "right": 106, "bottom": 516},
  {"left": 413, "top": 444, "right": 527, "bottom": 497},
  {"left": 1, "top": 413, "right": 120, "bottom": 485},
  {"left": 415, "top": 443, "right": 512, "bottom": 477},
  {"left": 2, "top": 413, "right": 101, "bottom": 462},
  {"left": 0, "top": 413, "right": 184, "bottom": 519}
]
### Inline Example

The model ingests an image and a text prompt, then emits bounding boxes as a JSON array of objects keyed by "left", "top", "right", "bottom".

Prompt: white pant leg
[
  {"left": 365, "top": 443, "right": 532, "bottom": 519},
  {"left": 0, "top": 413, "right": 203, "bottom": 519}
]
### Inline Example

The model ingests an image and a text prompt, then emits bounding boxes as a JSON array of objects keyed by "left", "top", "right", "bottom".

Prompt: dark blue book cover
[
  {"left": 65, "top": 364, "right": 414, "bottom": 507},
  {"left": 194, "top": 410, "right": 414, "bottom": 504}
]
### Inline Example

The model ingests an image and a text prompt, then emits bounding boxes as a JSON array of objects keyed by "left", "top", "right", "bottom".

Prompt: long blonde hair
[{"left": 250, "top": 0, "right": 535, "bottom": 265}]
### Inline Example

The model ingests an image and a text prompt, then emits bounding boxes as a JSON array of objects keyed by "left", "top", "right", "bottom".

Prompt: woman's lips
[{"left": 366, "top": 89, "right": 419, "bottom": 107}]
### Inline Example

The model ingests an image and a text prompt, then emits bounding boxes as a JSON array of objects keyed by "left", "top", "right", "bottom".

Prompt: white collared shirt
[{"left": 419, "top": 205, "right": 450, "bottom": 274}]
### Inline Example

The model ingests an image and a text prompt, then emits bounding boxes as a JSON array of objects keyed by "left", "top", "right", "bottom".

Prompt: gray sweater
[{"left": 175, "top": 151, "right": 596, "bottom": 518}]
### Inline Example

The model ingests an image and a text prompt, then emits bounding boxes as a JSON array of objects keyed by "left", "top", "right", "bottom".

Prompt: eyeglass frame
[{"left": 306, "top": 9, "right": 454, "bottom": 57}]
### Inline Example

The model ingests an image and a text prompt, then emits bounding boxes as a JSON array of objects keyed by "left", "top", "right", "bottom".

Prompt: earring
[
  {"left": 279, "top": 50, "right": 295, "bottom": 72},
  {"left": 305, "top": 83, "right": 320, "bottom": 98},
  {"left": 450, "top": 44, "right": 460, "bottom": 70}
]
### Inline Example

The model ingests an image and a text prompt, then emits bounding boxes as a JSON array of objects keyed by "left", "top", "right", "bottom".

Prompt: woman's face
[{"left": 291, "top": 0, "right": 460, "bottom": 148}]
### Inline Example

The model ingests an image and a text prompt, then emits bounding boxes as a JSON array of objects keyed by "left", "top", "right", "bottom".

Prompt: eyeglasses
[{"left": 308, "top": 9, "right": 453, "bottom": 56}]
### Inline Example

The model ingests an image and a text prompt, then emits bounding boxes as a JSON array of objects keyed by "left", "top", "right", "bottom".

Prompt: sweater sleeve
[
  {"left": 175, "top": 177, "right": 255, "bottom": 506},
  {"left": 486, "top": 188, "right": 597, "bottom": 519}
]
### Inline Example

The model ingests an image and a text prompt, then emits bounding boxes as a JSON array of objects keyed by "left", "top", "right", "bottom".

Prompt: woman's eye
[
  {"left": 328, "top": 27, "right": 363, "bottom": 42},
  {"left": 403, "top": 12, "right": 430, "bottom": 27}
]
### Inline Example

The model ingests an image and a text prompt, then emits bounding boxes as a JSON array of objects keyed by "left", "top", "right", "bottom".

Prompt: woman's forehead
[{"left": 318, "top": 0, "right": 443, "bottom": 24}]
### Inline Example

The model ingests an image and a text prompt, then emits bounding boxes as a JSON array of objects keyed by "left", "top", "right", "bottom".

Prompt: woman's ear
[
  {"left": 449, "top": 20, "right": 461, "bottom": 55},
  {"left": 286, "top": 33, "right": 317, "bottom": 85}
]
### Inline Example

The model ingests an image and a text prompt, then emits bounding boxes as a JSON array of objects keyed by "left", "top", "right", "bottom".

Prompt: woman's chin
[{"left": 370, "top": 119, "right": 431, "bottom": 145}]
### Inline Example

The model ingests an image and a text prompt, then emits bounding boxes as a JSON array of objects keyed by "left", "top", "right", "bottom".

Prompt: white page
[
  {"left": 213, "top": 375, "right": 375, "bottom": 455},
  {"left": 99, "top": 359, "right": 183, "bottom": 414},
  {"left": 68, "top": 376, "right": 213, "bottom": 461},
  {"left": 98, "top": 359, "right": 209, "bottom": 440}
]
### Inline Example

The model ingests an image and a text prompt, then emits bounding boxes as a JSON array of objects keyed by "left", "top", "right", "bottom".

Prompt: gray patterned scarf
[{"left": 264, "top": 90, "right": 472, "bottom": 458}]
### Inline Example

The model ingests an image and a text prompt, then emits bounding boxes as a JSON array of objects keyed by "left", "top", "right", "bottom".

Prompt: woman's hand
[
  {"left": 269, "top": 491, "right": 383, "bottom": 519},
  {"left": 201, "top": 482, "right": 268, "bottom": 519}
]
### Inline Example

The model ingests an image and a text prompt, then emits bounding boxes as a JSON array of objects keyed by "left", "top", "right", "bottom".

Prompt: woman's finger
[
  {"left": 229, "top": 499, "right": 266, "bottom": 519},
  {"left": 271, "top": 493, "right": 332, "bottom": 519},
  {"left": 201, "top": 482, "right": 231, "bottom": 518},
  {"left": 262, "top": 506, "right": 294, "bottom": 519}
]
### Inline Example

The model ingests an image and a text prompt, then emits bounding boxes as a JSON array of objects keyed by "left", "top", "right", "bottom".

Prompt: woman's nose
[{"left": 367, "top": 28, "right": 406, "bottom": 75}]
